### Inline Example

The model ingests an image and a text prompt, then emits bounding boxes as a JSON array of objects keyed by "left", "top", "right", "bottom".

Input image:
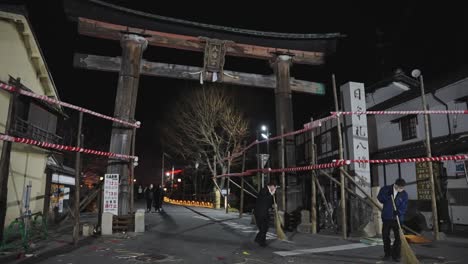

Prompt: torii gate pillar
[
  {"left": 272, "top": 55, "right": 301, "bottom": 213},
  {"left": 107, "top": 34, "right": 147, "bottom": 215}
]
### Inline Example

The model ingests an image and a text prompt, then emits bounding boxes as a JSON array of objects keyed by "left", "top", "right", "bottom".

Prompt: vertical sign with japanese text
[
  {"left": 341, "top": 82, "right": 371, "bottom": 197},
  {"left": 415, "top": 162, "right": 440, "bottom": 200},
  {"left": 103, "top": 173, "right": 119, "bottom": 215}
]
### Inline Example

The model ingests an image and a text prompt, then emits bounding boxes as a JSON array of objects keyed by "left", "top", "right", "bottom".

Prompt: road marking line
[{"left": 273, "top": 243, "right": 374, "bottom": 257}]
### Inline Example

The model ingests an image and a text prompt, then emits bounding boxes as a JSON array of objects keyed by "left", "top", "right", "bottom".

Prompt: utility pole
[
  {"left": 332, "top": 74, "right": 347, "bottom": 239},
  {"left": 413, "top": 70, "right": 439, "bottom": 240}
]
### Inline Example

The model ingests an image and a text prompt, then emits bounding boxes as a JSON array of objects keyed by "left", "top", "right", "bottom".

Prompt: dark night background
[{"left": 3, "top": 0, "right": 468, "bottom": 185}]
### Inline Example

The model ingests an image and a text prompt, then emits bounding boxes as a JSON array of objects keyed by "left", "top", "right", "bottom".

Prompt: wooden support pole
[
  {"left": 418, "top": 73, "right": 440, "bottom": 240},
  {"left": 228, "top": 178, "right": 257, "bottom": 199},
  {"left": 240, "top": 147, "right": 246, "bottom": 218},
  {"left": 0, "top": 81, "right": 19, "bottom": 242},
  {"left": 310, "top": 118, "right": 317, "bottom": 234},
  {"left": 129, "top": 127, "right": 136, "bottom": 213},
  {"left": 256, "top": 132, "right": 261, "bottom": 192},
  {"left": 332, "top": 74, "right": 347, "bottom": 239},
  {"left": 315, "top": 177, "right": 334, "bottom": 225},
  {"left": 226, "top": 152, "right": 231, "bottom": 214},
  {"left": 73, "top": 112, "right": 83, "bottom": 246},
  {"left": 280, "top": 125, "right": 286, "bottom": 212}
]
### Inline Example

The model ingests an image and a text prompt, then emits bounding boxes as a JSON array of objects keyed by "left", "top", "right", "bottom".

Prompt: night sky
[{"left": 6, "top": 0, "right": 468, "bottom": 184}]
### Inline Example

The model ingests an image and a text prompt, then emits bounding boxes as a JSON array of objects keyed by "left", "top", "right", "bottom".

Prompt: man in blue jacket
[{"left": 377, "top": 178, "right": 408, "bottom": 262}]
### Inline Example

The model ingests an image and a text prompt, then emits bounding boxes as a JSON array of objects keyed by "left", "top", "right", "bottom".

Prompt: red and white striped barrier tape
[
  {"left": 221, "top": 110, "right": 467, "bottom": 164},
  {"left": 0, "top": 82, "right": 140, "bottom": 128},
  {"left": 222, "top": 114, "right": 337, "bottom": 163},
  {"left": 332, "top": 110, "right": 468, "bottom": 116},
  {"left": 214, "top": 160, "right": 350, "bottom": 178},
  {"left": 214, "top": 155, "right": 468, "bottom": 178},
  {"left": 0, "top": 134, "right": 137, "bottom": 160},
  {"left": 348, "top": 155, "right": 468, "bottom": 164}
]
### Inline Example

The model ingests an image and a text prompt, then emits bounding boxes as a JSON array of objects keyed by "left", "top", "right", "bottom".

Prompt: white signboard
[
  {"left": 64, "top": 187, "right": 70, "bottom": 200},
  {"left": 103, "top": 174, "right": 119, "bottom": 215},
  {"left": 341, "top": 82, "right": 371, "bottom": 197}
]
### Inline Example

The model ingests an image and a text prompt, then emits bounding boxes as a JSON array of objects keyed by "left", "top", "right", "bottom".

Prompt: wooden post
[
  {"left": 310, "top": 118, "right": 317, "bottom": 234},
  {"left": 107, "top": 34, "right": 147, "bottom": 216},
  {"left": 129, "top": 127, "right": 136, "bottom": 213},
  {"left": 280, "top": 125, "right": 286, "bottom": 212},
  {"left": 315, "top": 176, "right": 334, "bottom": 225},
  {"left": 226, "top": 152, "right": 231, "bottom": 214},
  {"left": 0, "top": 81, "right": 19, "bottom": 242},
  {"left": 332, "top": 74, "right": 347, "bottom": 239},
  {"left": 256, "top": 132, "right": 261, "bottom": 192},
  {"left": 161, "top": 152, "right": 165, "bottom": 187},
  {"left": 240, "top": 145, "right": 246, "bottom": 218},
  {"left": 418, "top": 73, "right": 440, "bottom": 240},
  {"left": 73, "top": 112, "right": 83, "bottom": 246}
]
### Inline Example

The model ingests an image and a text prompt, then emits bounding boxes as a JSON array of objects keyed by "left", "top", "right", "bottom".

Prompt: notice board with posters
[
  {"left": 415, "top": 162, "right": 440, "bottom": 200},
  {"left": 103, "top": 174, "right": 119, "bottom": 215}
]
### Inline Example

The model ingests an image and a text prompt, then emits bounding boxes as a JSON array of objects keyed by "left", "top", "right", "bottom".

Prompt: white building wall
[{"left": 374, "top": 78, "right": 468, "bottom": 150}]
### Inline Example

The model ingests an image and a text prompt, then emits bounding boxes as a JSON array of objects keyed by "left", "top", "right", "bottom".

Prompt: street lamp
[
  {"left": 412, "top": 69, "right": 439, "bottom": 240},
  {"left": 257, "top": 124, "right": 271, "bottom": 188}
]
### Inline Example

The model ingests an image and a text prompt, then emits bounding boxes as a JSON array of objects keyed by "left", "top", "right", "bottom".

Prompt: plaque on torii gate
[{"left": 65, "top": 0, "right": 342, "bottom": 214}]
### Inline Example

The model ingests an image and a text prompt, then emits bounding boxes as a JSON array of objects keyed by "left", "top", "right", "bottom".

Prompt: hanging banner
[{"left": 103, "top": 173, "right": 119, "bottom": 215}]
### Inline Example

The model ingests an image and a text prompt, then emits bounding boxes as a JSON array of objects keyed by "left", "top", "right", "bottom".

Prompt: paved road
[{"left": 26, "top": 203, "right": 467, "bottom": 264}]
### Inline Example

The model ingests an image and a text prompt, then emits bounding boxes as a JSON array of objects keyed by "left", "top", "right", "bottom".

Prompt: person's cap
[{"left": 395, "top": 178, "right": 406, "bottom": 187}]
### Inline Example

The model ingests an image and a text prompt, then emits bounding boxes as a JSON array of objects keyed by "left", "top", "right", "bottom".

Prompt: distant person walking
[
  {"left": 154, "top": 185, "right": 164, "bottom": 212},
  {"left": 145, "top": 184, "right": 155, "bottom": 212}
]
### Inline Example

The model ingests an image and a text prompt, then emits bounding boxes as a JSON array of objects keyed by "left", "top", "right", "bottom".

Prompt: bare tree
[{"left": 163, "top": 85, "right": 248, "bottom": 207}]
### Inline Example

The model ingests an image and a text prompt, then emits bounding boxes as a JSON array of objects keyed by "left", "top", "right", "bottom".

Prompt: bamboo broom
[
  {"left": 392, "top": 195, "right": 420, "bottom": 264},
  {"left": 273, "top": 195, "right": 287, "bottom": 240}
]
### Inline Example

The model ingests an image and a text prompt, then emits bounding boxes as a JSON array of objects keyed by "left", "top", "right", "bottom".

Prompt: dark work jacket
[
  {"left": 377, "top": 184, "right": 409, "bottom": 222},
  {"left": 145, "top": 188, "right": 154, "bottom": 200},
  {"left": 254, "top": 187, "right": 273, "bottom": 220}
]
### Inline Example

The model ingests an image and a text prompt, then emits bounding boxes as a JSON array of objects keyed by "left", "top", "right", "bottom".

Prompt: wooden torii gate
[{"left": 65, "top": 0, "right": 341, "bottom": 215}]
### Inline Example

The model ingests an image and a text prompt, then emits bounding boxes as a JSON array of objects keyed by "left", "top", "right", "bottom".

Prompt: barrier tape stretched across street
[
  {"left": 0, "top": 82, "right": 140, "bottom": 128},
  {"left": 214, "top": 155, "right": 468, "bottom": 178},
  {"left": 332, "top": 110, "right": 468, "bottom": 116},
  {"left": 0, "top": 134, "right": 137, "bottom": 160}
]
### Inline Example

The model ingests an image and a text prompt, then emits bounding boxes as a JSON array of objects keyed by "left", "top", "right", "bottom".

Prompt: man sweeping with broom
[
  {"left": 254, "top": 180, "right": 278, "bottom": 247},
  {"left": 378, "top": 179, "right": 409, "bottom": 262}
]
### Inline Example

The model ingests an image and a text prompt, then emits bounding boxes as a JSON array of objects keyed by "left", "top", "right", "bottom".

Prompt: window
[{"left": 400, "top": 116, "right": 418, "bottom": 141}]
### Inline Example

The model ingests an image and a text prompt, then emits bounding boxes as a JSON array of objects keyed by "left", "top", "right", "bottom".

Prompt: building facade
[
  {"left": 295, "top": 71, "right": 468, "bottom": 233},
  {"left": 0, "top": 5, "right": 66, "bottom": 235}
]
